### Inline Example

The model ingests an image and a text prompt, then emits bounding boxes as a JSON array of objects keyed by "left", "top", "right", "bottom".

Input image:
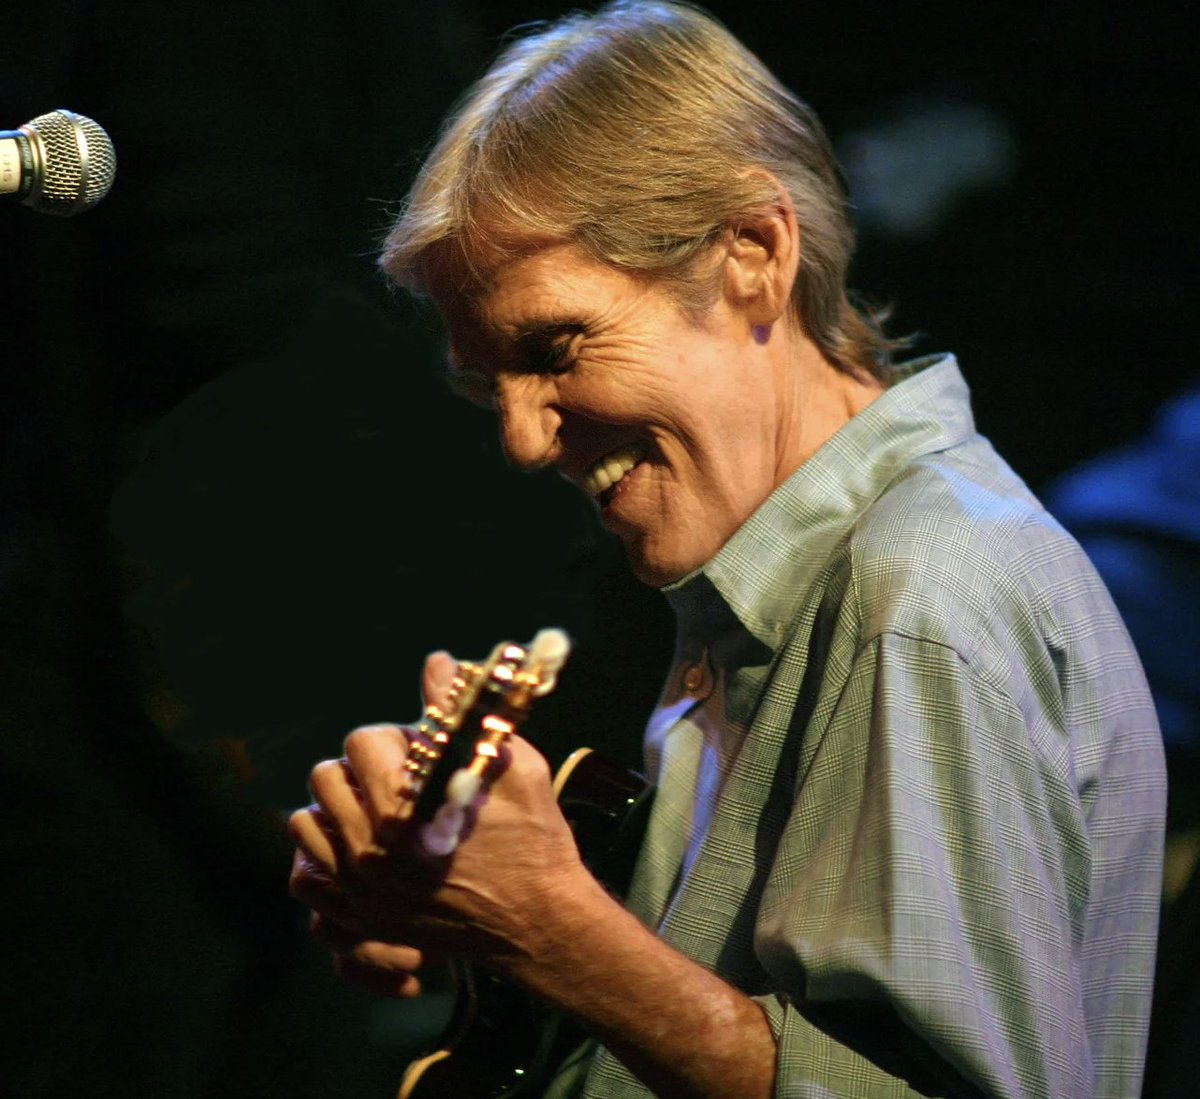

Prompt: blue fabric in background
[{"left": 1043, "top": 385, "right": 1200, "bottom": 764}]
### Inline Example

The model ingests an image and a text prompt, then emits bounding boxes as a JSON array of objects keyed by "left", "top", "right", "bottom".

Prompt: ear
[{"left": 721, "top": 176, "right": 800, "bottom": 328}]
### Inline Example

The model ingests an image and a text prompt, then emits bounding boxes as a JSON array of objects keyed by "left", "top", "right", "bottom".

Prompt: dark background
[{"left": 2, "top": 2, "right": 1195, "bottom": 1096}]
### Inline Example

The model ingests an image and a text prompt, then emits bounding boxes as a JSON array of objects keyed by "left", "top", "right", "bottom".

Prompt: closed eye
[
  {"left": 515, "top": 325, "right": 582, "bottom": 375},
  {"left": 441, "top": 324, "right": 581, "bottom": 409}
]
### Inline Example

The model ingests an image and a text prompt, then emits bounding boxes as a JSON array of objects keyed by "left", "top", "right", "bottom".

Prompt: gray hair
[{"left": 380, "top": 1, "right": 903, "bottom": 379}]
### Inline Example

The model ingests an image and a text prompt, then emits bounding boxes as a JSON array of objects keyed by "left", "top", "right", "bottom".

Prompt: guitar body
[{"left": 398, "top": 746, "right": 655, "bottom": 1099}]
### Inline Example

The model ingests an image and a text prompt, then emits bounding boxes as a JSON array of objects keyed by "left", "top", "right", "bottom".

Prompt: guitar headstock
[{"left": 403, "top": 628, "right": 571, "bottom": 855}]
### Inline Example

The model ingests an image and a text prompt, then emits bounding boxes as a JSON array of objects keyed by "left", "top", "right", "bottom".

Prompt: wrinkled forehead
[
  {"left": 423, "top": 208, "right": 570, "bottom": 303},
  {"left": 425, "top": 235, "right": 578, "bottom": 372}
]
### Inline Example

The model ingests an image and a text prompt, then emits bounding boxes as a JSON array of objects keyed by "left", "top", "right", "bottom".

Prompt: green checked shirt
[{"left": 552, "top": 355, "right": 1165, "bottom": 1099}]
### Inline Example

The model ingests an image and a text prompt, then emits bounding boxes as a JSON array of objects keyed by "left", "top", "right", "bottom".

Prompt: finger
[
  {"left": 482, "top": 734, "right": 547, "bottom": 797},
  {"left": 309, "top": 914, "right": 424, "bottom": 969},
  {"left": 505, "top": 733, "right": 549, "bottom": 774},
  {"left": 333, "top": 951, "right": 423, "bottom": 999},
  {"left": 308, "top": 757, "right": 380, "bottom": 861},
  {"left": 342, "top": 723, "right": 415, "bottom": 838},
  {"left": 288, "top": 806, "right": 340, "bottom": 873},
  {"left": 347, "top": 936, "right": 424, "bottom": 973},
  {"left": 422, "top": 650, "right": 457, "bottom": 711}
]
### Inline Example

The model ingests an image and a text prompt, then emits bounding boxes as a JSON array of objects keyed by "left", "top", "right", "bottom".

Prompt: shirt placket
[{"left": 625, "top": 651, "right": 716, "bottom": 930}]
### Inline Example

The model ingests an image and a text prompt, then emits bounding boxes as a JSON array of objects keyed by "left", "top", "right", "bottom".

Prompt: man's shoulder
[{"left": 840, "top": 449, "right": 1093, "bottom": 658}]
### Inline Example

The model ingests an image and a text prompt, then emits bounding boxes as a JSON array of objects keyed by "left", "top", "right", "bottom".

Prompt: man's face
[{"left": 438, "top": 241, "right": 796, "bottom": 586}]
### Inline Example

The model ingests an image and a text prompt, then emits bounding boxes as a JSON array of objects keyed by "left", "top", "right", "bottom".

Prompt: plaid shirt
[{"left": 555, "top": 356, "right": 1165, "bottom": 1099}]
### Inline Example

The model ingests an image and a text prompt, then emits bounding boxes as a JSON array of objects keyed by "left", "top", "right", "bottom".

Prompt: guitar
[{"left": 395, "top": 631, "right": 655, "bottom": 1099}]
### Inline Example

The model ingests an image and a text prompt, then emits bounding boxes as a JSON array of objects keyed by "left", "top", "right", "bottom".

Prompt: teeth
[{"left": 584, "top": 447, "right": 639, "bottom": 497}]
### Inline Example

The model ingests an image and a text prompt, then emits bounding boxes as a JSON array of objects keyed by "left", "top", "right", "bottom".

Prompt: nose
[{"left": 494, "top": 374, "right": 561, "bottom": 471}]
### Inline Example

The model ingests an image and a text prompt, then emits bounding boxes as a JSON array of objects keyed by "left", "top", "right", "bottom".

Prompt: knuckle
[
  {"left": 309, "top": 757, "right": 343, "bottom": 791},
  {"left": 344, "top": 723, "right": 400, "bottom": 753},
  {"left": 511, "top": 738, "right": 551, "bottom": 780},
  {"left": 286, "top": 808, "right": 312, "bottom": 841}
]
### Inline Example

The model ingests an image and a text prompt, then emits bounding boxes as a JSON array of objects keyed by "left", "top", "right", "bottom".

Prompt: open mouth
[
  {"left": 582, "top": 445, "right": 642, "bottom": 503},
  {"left": 580, "top": 443, "right": 648, "bottom": 508}
]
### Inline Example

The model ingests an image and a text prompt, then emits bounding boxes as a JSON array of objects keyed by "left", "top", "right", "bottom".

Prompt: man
[{"left": 288, "top": 3, "right": 1166, "bottom": 1096}]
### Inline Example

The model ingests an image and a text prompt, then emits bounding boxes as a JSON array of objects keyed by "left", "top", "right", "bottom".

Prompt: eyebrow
[
  {"left": 512, "top": 321, "right": 581, "bottom": 349},
  {"left": 452, "top": 321, "right": 578, "bottom": 367},
  {"left": 441, "top": 311, "right": 584, "bottom": 384},
  {"left": 510, "top": 319, "right": 580, "bottom": 341}
]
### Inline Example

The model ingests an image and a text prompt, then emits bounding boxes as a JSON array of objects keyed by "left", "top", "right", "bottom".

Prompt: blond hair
[{"left": 379, "top": 0, "right": 903, "bottom": 380}]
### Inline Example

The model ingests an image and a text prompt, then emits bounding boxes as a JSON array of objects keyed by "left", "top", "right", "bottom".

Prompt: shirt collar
[{"left": 662, "top": 354, "right": 975, "bottom": 650}]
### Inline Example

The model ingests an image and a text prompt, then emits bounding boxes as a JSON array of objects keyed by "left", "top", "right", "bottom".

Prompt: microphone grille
[{"left": 24, "top": 109, "right": 117, "bottom": 216}]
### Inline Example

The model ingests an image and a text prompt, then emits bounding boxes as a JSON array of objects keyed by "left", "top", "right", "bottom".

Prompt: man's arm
[
  {"left": 290, "top": 713, "right": 776, "bottom": 1099},
  {"left": 476, "top": 843, "right": 778, "bottom": 1099}
]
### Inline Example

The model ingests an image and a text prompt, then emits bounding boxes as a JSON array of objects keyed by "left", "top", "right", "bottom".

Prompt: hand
[
  {"left": 289, "top": 800, "right": 428, "bottom": 997},
  {"left": 289, "top": 651, "right": 591, "bottom": 975},
  {"left": 287, "top": 653, "right": 455, "bottom": 995}
]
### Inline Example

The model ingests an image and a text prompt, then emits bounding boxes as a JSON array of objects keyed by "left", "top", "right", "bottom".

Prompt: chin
[{"left": 624, "top": 543, "right": 702, "bottom": 589}]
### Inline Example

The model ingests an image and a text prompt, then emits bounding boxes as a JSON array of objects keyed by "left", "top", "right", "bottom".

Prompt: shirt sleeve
[{"left": 754, "top": 629, "right": 1101, "bottom": 1099}]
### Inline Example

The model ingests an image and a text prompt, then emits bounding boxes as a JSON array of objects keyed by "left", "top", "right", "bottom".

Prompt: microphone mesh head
[{"left": 24, "top": 109, "right": 117, "bottom": 216}]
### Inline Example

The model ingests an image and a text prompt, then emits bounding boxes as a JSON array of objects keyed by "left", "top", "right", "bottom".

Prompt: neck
[{"left": 771, "top": 331, "right": 884, "bottom": 481}]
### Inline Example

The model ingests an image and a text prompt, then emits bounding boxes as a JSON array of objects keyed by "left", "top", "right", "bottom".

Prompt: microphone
[{"left": 1, "top": 109, "right": 117, "bottom": 216}]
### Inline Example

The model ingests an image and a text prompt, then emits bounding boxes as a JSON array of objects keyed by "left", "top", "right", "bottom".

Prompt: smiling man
[
  {"left": 288, "top": 4, "right": 1166, "bottom": 1097},
  {"left": 434, "top": 236, "right": 883, "bottom": 587}
]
